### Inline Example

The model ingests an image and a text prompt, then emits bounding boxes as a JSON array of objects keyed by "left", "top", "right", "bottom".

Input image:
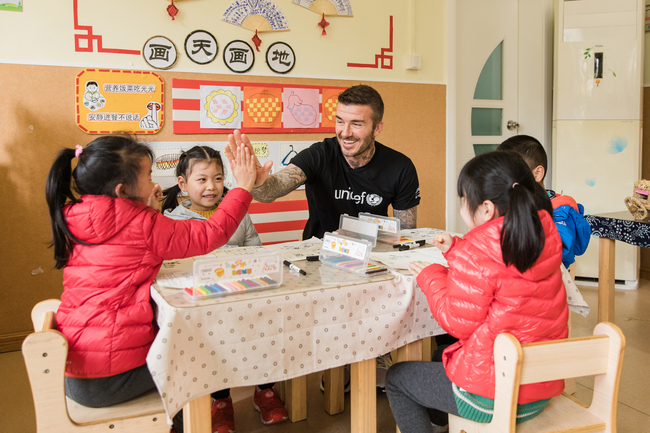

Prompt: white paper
[
  {"left": 264, "top": 237, "right": 322, "bottom": 261},
  {"left": 399, "top": 228, "right": 464, "bottom": 240},
  {"left": 370, "top": 247, "right": 448, "bottom": 270}
]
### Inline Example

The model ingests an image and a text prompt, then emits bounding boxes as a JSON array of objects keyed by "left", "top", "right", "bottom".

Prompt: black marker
[
  {"left": 306, "top": 255, "right": 320, "bottom": 261},
  {"left": 393, "top": 240, "right": 426, "bottom": 248},
  {"left": 283, "top": 260, "right": 307, "bottom": 275},
  {"left": 398, "top": 240, "right": 426, "bottom": 251}
]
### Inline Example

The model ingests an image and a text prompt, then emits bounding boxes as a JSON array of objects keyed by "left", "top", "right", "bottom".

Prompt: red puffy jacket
[
  {"left": 57, "top": 189, "right": 252, "bottom": 378},
  {"left": 417, "top": 211, "right": 568, "bottom": 404}
]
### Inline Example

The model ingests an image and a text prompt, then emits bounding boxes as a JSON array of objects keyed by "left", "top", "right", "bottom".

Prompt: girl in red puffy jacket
[
  {"left": 45, "top": 135, "right": 255, "bottom": 432},
  {"left": 386, "top": 151, "right": 568, "bottom": 433}
]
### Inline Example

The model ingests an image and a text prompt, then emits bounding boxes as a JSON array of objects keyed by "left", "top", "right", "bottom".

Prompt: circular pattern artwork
[
  {"left": 204, "top": 89, "right": 239, "bottom": 125},
  {"left": 246, "top": 90, "right": 281, "bottom": 123},
  {"left": 323, "top": 94, "right": 339, "bottom": 122}
]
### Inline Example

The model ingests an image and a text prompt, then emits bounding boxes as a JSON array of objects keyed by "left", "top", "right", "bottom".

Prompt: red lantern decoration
[
  {"left": 167, "top": 0, "right": 179, "bottom": 20},
  {"left": 318, "top": 13, "right": 330, "bottom": 35},
  {"left": 252, "top": 29, "right": 262, "bottom": 52}
]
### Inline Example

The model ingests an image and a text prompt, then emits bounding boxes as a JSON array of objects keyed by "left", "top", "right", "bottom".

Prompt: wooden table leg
[
  {"left": 324, "top": 366, "right": 346, "bottom": 415},
  {"left": 394, "top": 340, "right": 423, "bottom": 363},
  {"left": 183, "top": 394, "right": 212, "bottom": 433},
  {"left": 285, "top": 375, "right": 307, "bottom": 422},
  {"left": 422, "top": 337, "right": 433, "bottom": 362},
  {"left": 351, "top": 358, "right": 376, "bottom": 433},
  {"left": 598, "top": 237, "right": 616, "bottom": 323}
]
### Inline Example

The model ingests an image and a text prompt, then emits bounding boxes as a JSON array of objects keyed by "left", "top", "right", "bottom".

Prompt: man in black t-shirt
[{"left": 226, "top": 85, "right": 420, "bottom": 239}]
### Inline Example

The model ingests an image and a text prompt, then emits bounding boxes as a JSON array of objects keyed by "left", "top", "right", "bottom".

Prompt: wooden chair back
[
  {"left": 21, "top": 299, "right": 169, "bottom": 433},
  {"left": 449, "top": 322, "right": 625, "bottom": 433}
]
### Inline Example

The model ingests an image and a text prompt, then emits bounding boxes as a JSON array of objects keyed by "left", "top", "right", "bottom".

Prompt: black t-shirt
[{"left": 291, "top": 137, "right": 420, "bottom": 239}]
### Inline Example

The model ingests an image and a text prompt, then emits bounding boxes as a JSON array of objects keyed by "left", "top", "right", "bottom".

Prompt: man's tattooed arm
[
  {"left": 251, "top": 164, "right": 307, "bottom": 203},
  {"left": 393, "top": 206, "right": 418, "bottom": 229}
]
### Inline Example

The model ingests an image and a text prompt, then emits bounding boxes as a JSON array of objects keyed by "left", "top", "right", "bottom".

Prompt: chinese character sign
[
  {"left": 185, "top": 30, "right": 218, "bottom": 65},
  {"left": 76, "top": 69, "right": 164, "bottom": 134},
  {"left": 223, "top": 40, "right": 255, "bottom": 73},
  {"left": 143, "top": 36, "right": 178, "bottom": 69},
  {"left": 265, "top": 42, "right": 295, "bottom": 74}
]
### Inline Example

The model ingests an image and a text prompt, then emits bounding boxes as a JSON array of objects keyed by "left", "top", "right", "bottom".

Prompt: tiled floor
[{"left": 2, "top": 281, "right": 649, "bottom": 433}]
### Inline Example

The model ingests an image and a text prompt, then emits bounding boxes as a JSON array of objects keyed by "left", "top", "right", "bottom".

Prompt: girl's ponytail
[
  {"left": 458, "top": 151, "right": 553, "bottom": 274},
  {"left": 161, "top": 184, "right": 182, "bottom": 213},
  {"left": 46, "top": 135, "right": 154, "bottom": 269},
  {"left": 500, "top": 183, "right": 545, "bottom": 273},
  {"left": 45, "top": 148, "right": 84, "bottom": 269}
]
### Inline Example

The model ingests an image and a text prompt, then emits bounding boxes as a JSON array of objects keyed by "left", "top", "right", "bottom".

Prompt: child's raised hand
[
  {"left": 433, "top": 233, "right": 453, "bottom": 253},
  {"left": 408, "top": 261, "right": 431, "bottom": 278},
  {"left": 226, "top": 130, "right": 273, "bottom": 187},
  {"left": 229, "top": 144, "right": 256, "bottom": 192},
  {"left": 146, "top": 183, "right": 163, "bottom": 211}
]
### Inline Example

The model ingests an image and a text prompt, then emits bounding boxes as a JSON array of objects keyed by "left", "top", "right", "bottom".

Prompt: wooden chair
[
  {"left": 22, "top": 299, "right": 170, "bottom": 433},
  {"left": 449, "top": 322, "right": 625, "bottom": 433}
]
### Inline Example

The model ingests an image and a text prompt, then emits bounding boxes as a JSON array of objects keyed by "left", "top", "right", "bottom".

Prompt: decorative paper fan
[
  {"left": 222, "top": 0, "right": 290, "bottom": 51},
  {"left": 292, "top": 0, "right": 353, "bottom": 35}
]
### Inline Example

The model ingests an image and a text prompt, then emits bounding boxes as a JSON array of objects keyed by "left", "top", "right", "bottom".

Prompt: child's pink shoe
[
  {"left": 211, "top": 397, "right": 236, "bottom": 433},
  {"left": 252, "top": 387, "right": 289, "bottom": 425}
]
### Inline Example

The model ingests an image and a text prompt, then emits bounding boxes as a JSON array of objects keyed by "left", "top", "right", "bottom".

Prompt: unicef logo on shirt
[{"left": 366, "top": 194, "right": 383, "bottom": 206}]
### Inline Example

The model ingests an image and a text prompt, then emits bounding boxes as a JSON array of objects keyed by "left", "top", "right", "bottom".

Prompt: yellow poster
[{"left": 75, "top": 69, "right": 164, "bottom": 134}]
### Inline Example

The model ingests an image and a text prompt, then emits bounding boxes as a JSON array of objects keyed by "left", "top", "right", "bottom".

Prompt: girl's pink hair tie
[{"left": 75, "top": 145, "right": 84, "bottom": 158}]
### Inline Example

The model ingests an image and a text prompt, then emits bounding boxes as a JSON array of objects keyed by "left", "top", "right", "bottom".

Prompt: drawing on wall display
[
  {"left": 281, "top": 143, "right": 310, "bottom": 167},
  {"left": 244, "top": 88, "right": 282, "bottom": 128},
  {"left": 143, "top": 36, "right": 178, "bottom": 69},
  {"left": 252, "top": 142, "right": 270, "bottom": 158},
  {"left": 321, "top": 87, "right": 340, "bottom": 128},
  {"left": 292, "top": 0, "right": 353, "bottom": 35},
  {"left": 155, "top": 153, "right": 181, "bottom": 172},
  {"left": 284, "top": 88, "right": 319, "bottom": 128},
  {"left": 72, "top": 0, "right": 139, "bottom": 55},
  {"left": 185, "top": 30, "right": 218, "bottom": 65},
  {"left": 265, "top": 42, "right": 295, "bottom": 74},
  {"left": 172, "top": 78, "right": 345, "bottom": 134},
  {"left": 347, "top": 15, "right": 393, "bottom": 69},
  {"left": 201, "top": 86, "right": 242, "bottom": 128},
  {"left": 223, "top": 40, "right": 255, "bottom": 73},
  {"left": 222, "top": 0, "right": 290, "bottom": 51},
  {"left": 282, "top": 145, "right": 298, "bottom": 166},
  {"left": 0, "top": 1, "right": 22, "bottom": 12},
  {"left": 83, "top": 81, "right": 106, "bottom": 111},
  {"left": 140, "top": 102, "right": 162, "bottom": 130},
  {"left": 75, "top": 69, "right": 164, "bottom": 134}
]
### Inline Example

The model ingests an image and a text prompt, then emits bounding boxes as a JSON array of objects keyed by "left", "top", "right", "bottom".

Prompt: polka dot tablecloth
[{"left": 147, "top": 260, "right": 444, "bottom": 417}]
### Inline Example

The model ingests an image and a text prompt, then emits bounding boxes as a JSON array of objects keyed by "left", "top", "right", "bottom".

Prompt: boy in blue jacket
[{"left": 497, "top": 135, "right": 591, "bottom": 268}]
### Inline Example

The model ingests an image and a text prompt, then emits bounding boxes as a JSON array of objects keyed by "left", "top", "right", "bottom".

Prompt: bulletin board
[{"left": 0, "top": 63, "right": 446, "bottom": 351}]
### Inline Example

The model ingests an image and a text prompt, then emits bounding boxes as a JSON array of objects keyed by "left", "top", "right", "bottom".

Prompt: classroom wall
[{"left": 0, "top": 1, "right": 447, "bottom": 351}]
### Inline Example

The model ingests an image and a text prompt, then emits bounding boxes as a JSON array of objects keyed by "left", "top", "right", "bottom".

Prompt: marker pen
[
  {"left": 283, "top": 260, "right": 307, "bottom": 275},
  {"left": 398, "top": 240, "right": 426, "bottom": 251}
]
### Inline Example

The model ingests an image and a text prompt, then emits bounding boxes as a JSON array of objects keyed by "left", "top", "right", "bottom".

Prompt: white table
[{"left": 147, "top": 243, "right": 445, "bottom": 433}]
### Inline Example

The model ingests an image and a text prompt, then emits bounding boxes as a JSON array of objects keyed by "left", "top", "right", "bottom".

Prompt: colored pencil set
[
  {"left": 184, "top": 275, "right": 278, "bottom": 299},
  {"left": 321, "top": 256, "right": 386, "bottom": 275}
]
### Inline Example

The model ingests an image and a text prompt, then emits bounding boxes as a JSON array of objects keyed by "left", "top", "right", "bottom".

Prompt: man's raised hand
[{"left": 226, "top": 130, "right": 273, "bottom": 187}]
